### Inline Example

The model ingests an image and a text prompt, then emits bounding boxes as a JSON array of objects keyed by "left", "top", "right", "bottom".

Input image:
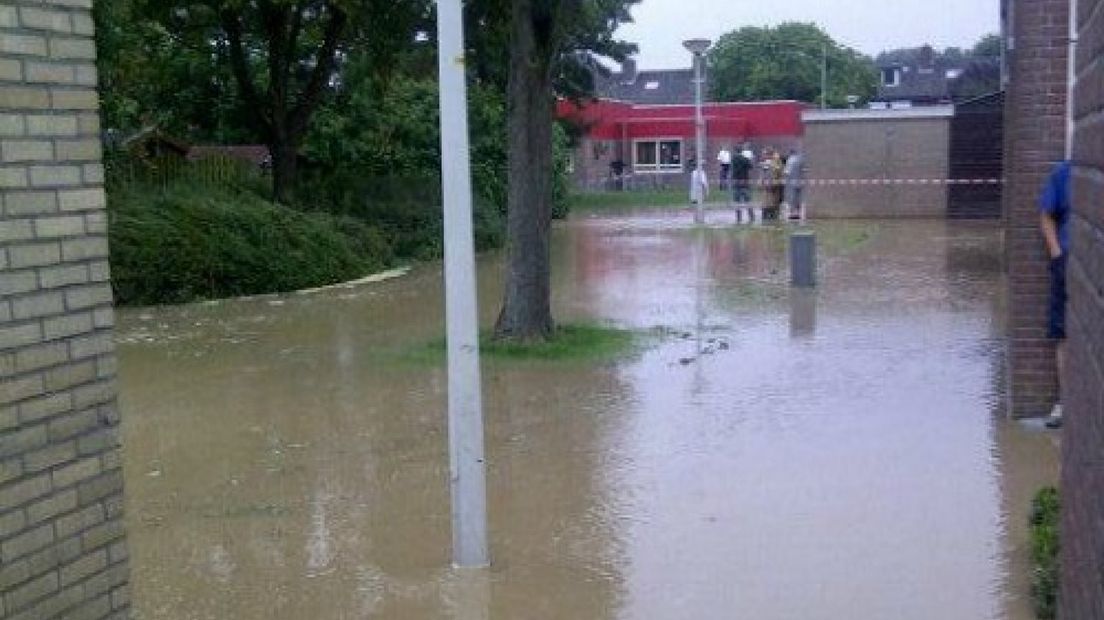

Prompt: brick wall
[
  {"left": 0, "top": 1, "right": 131, "bottom": 619},
  {"left": 802, "top": 110, "right": 951, "bottom": 218},
  {"left": 1004, "top": 0, "right": 1070, "bottom": 418},
  {"left": 1060, "top": 0, "right": 1104, "bottom": 615}
]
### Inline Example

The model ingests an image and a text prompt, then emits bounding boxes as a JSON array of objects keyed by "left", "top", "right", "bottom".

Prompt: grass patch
[
  {"left": 400, "top": 324, "right": 643, "bottom": 365},
  {"left": 1030, "top": 486, "right": 1060, "bottom": 619},
  {"left": 482, "top": 324, "right": 639, "bottom": 361},
  {"left": 569, "top": 189, "right": 687, "bottom": 210}
]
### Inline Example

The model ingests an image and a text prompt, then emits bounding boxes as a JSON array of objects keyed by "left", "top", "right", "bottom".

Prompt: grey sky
[{"left": 616, "top": 0, "right": 1000, "bottom": 69}]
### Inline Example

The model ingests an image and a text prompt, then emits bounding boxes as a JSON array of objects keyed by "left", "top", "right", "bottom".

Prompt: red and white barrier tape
[{"left": 749, "top": 178, "right": 1004, "bottom": 186}]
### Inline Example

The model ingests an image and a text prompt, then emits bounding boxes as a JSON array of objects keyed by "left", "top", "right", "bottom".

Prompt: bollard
[{"left": 790, "top": 230, "right": 817, "bottom": 287}]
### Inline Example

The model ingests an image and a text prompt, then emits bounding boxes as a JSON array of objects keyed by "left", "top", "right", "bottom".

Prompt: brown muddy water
[{"left": 117, "top": 211, "right": 1058, "bottom": 620}]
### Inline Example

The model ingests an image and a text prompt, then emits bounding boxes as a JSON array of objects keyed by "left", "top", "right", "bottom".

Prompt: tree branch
[
  {"left": 288, "top": 2, "right": 348, "bottom": 139},
  {"left": 221, "top": 8, "right": 271, "bottom": 130},
  {"left": 287, "top": 2, "right": 305, "bottom": 80},
  {"left": 260, "top": 0, "right": 290, "bottom": 128}
]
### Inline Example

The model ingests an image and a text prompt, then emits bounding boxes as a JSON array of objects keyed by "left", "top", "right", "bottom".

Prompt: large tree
[
  {"left": 94, "top": 0, "right": 251, "bottom": 142},
  {"left": 710, "top": 23, "right": 877, "bottom": 106},
  {"left": 971, "top": 34, "right": 1002, "bottom": 59},
  {"left": 493, "top": 0, "right": 636, "bottom": 341},
  {"left": 218, "top": 0, "right": 432, "bottom": 202},
  {"left": 96, "top": 0, "right": 430, "bottom": 202}
]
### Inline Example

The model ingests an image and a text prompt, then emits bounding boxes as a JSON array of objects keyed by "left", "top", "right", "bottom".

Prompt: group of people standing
[{"left": 717, "top": 144, "right": 805, "bottom": 220}]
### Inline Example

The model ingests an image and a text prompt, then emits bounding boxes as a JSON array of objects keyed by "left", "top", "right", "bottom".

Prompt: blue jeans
[
  {"left": 1048, "top": 254, "right": 1067, "bottom": 340},
  {"left": 734, "top": 183, "right": 751, "bottom": 203}
]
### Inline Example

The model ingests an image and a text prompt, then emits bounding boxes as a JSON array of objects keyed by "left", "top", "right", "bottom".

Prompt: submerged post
[
  {"left": 436, "top": 0, "right": 490, "bottom": 567},
  {"left": 791, "top": 231, "right": 817, "bottom": 288}
]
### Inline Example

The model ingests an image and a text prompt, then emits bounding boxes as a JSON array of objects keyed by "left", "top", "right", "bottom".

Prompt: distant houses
[{"left": 870, "top": 45, "right": 1001, "bottom": 109}]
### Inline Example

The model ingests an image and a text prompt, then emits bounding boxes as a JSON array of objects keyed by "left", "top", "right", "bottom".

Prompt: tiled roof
[
  {"left": 596, "top": 68, "right": 708, "bottom": 106},
  {"left": 875, "top": 60, "right": 959, "bottom": 103}
]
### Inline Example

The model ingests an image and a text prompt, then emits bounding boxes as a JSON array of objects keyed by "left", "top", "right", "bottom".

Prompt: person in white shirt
[
  {"left": 716, "top": 147, "right": 732, "bottom": 191},
  {"left": 783, "top": 149, "right": 806, "bottom": 219}
]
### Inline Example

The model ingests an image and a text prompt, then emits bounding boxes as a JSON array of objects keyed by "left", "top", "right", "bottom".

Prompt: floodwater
[{"left": 117, "top": 210, "right": 1059, "bottom": 620}]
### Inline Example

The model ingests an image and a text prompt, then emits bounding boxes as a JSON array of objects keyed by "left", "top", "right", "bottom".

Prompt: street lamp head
[{"left": 683, "top": 38, "right": 712, "bottom": 55}]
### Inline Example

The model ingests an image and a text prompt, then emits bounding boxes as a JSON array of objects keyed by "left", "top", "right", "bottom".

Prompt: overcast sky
[{"left": 616, "top": 0, "right": 999, "bottom": 69}]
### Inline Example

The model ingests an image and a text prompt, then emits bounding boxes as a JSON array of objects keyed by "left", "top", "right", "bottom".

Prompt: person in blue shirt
[{"left": 1040, "top": 160, "right": 1071, "bottom": 428}]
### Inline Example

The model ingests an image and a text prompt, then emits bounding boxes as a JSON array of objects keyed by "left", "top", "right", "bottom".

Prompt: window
[
  {"left": 634, "top": 140, "right": 682, "bottom": 173},
  {"left": 882, "top": 68, "right": 901, "bottom": 87},
  {"left": 644, "top": 81, "right": 660, "bottom": 90}
]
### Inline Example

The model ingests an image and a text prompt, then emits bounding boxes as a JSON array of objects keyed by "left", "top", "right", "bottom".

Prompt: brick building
[
  {"left": 1060, "top": 0, "right": 1104, "bottom": 615},
  {"left": 0, "top": 1, "right": 131, "bottom": 618},
  {"left": 1003, "top": 0, "right": 1071, "bottom": 418},
  {"left": 559, "top": 60, "right": 804, "bottom": 191},
  {"left": 1005, "top": 0, "right": 1104, "bottom": 613},
  {"left": 801, "top": 107, "right": 953, "bottom": 218}
]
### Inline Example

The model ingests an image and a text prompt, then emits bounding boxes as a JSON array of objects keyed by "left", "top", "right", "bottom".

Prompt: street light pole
[
  {"left": 435, "top": 0, "right": 489, "bottom": 569},
  {"left": 684, "top": 38, "right": 711, "bottom": 225},
  {"left": 821, "top": 43, "right": 828, "bottom": 110}
]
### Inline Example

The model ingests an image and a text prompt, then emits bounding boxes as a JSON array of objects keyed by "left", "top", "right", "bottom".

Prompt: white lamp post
[
  {"left": 436, "top": 0, "right": 489, "bottom": 569},
  {"left": 684, "top": 38, "right": 711, "bottom": 224}
]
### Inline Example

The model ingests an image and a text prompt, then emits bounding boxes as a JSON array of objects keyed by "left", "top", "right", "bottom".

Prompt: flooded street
[{"left": 117, "top": 211, "right": 1058, "bottom": 619}]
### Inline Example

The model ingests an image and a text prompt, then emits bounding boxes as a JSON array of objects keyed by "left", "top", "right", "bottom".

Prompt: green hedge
[
  {"left": 109, "top": 182, "right": 393, "bottom": 305},
  {"left": 1031, "top": 486, "right": 1060, "bottom": 619}
]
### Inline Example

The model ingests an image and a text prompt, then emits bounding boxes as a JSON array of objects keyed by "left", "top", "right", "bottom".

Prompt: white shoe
[{"left": 1046, "top": 404, "right": 1064, "bottom": 429}]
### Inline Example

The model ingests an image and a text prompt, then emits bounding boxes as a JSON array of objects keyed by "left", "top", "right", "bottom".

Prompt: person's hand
[{"left": 1050, "top": 247, "right": 1064, "bottom": 260}]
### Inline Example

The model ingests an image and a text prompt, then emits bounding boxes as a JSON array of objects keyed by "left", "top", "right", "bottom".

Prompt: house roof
[
  {"left": 596, "top": 68, "right": 707, "bottom": 106},
  {"left": 874, "top": 49, "right": 964, "bottom": 104},
  {"left": 121, "top": 127, "right": 190, "bottom": 155}
]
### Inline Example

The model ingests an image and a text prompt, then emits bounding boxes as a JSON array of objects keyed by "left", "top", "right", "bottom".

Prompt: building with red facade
[{"left": 558, "top": 61, "right": 805, "bottom": 192}]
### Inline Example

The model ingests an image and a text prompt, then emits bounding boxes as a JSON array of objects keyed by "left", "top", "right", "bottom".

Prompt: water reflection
[
  {"left": 118, "top": 216, "right": 1057, "bottom": 619},
  {"left": 789, "top": 289, "right": 818, "bottom": 339}
]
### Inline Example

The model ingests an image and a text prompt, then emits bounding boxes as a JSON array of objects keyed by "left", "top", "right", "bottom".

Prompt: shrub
[
  {"left": 1030, "top": 486, "right": 1060, "bottom": 619},
  {"left": 108, "top": 182, "right": 393, "bottom": 305}
]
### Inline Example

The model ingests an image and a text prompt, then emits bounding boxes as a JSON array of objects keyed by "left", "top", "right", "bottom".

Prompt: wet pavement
[{"left": 117, "top": 209, "right": 1059, "bottom": 619}]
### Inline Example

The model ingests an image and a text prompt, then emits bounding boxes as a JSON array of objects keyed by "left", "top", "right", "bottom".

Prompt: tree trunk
[
  {"left": 270, "top": 137, "right": 298, "bottom": 204},
  {"left": 494, "top": 0, "right": 556, "bottom": 342}
]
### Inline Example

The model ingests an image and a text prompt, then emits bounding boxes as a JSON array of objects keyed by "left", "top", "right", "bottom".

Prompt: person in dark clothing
[
  {"left": 732, "top": 150, "right": 753, "bottom": 204},
  {"left": 1039, "top": 160, "right": 1071, "bottom": 428}
]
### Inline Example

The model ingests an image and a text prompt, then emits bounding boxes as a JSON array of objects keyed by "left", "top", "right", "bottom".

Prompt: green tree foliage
[
  {"left": 708, "top": 23, "right": 877, "bottom": 106},
  {"left": 94, "top": 0, "right": 580, "bottom": 305},
  {"left": 95, "top": 0, "right": 433, "bottom": 202},
  {"left": 971, "top": 33, "right": 1003, "bottom": 59},
  {"left": 305, "top": 73, "right": 507, "bottom": 207},
  {"left": 93, "top": 0, "right": 251, "bottom": 142}
]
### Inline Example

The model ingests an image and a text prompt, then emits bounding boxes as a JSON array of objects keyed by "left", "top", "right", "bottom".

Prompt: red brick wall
[
  {"left": 1004, "top": 0, "right": 1070, "bottom": 417},
  {"left": 1060, "top": 0, "right": 1104, "bottom": 615}
]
